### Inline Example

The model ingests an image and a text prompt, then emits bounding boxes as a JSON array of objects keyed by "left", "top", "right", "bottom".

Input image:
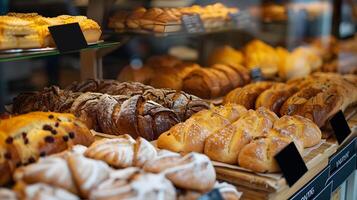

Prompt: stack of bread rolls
[
  {"left": 108, "top": 3, "right": 238, "bottom": 33},
  {"left": 158, "top": 105, "right": 322, "bottom": 173},
  {"left": 0, "top": 12, "right": 101, "bottom": 50},
  {"left": 1, "top": 133, "right": 242, "bottom": 200},
  {"left": 224, "top": 73, "right": 357, "bottom": 128},
  {"left": 117, "top": 55, "right": 251, "bottom": 99},
  {"left": 209, "top": 40, "right": 323, "bottom": 80}
]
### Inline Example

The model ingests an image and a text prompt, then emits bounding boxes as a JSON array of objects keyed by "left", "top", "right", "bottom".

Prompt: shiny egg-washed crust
[
  {"left": 157, "top": 108, "right": 231, "bottom": 154},
  {"left": 204, "top": 107, "right": 278, "bottom": 164},
  {"left": 0, "top": 112, "right": 94, "bottom": 185},
  {"left": 223, "top": 82, "right": 276, "bottom": 109},
  {"left": 274, "top": 115, "right": 322, "bottom": 148},
  {"left": 255, "top": 83, "right": 299, "bottom": 115},
  {"left": 238, "top": 130, "right": 304, "bottom": 173}
]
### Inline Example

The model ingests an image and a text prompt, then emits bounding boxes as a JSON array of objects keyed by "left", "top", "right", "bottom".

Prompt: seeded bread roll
[{"left": 0, "top": 112, "right": 94, "bottom": 185}]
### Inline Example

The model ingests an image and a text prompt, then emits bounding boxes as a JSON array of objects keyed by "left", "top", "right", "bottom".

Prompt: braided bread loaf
[{"left": 0, "top": 112, "right": 94, "bottom": 185}]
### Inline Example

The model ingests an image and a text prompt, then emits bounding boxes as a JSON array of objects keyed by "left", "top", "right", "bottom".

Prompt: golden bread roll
[
  {"left": 126, "top": 7, "right": 147, "bottom": 29},
  {"left": 117, "top": 65, "right": 154, "bottom": 84},
  {"left": 255, "top": 83, "right": 298, "bottom": 115},
  {"left": 209, "top": 68, "right": 232, "bottom": 95},
  {"left": 208, "top": 45, "right": 243, "bottom": 66},
  {"left": 244, "top": 40, "right": 279, "bottom": 78},
  {"left": 223, "top": 82, "right": 275, "bottom": 109},
  {"left": 182, "top": 68, "right": 221, "bottom": 99},
  {"left": 149, "top": 67, "right": 183, "bottom": 90},
  {"left": 211, "top": 104, "right": 248, "bottom": 123},
  {"left": 157, "top": 109, "right": 230, "bottom": 153},
  {"left": 204, "top": 107, "right": 278, "bottom": 164},
  {"left": 274, "top": 115, "right": 321, "bottom": 148},
  {"left": 238, "top": 130, "right": 304, "bottom": 173},
  {"left": 211, "top": 64, "right": 242, "bottom": 88},
  {"left": 0, "top": 112, "right": 94, "bottom": 185},
  {"left": 228, "top": 64, "right": 251, "bottom": 86}
]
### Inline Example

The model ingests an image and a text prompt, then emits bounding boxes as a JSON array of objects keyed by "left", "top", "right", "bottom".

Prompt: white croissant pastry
[
  {"left": 84, "top": 135, "right": 157, "bottom": 168},
  {"left": 14, "top": 182, "right": 79, "bottom": 200},
  {"left": 90, "top": 167, "right": 176, "bottom": 200}
]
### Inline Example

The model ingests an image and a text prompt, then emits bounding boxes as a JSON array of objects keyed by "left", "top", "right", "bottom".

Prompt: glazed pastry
[
  {"left": 157, "top": 109, "right": 231, "bottom": 153},
  {"left": 182, "top": 68, "right": 221, "bottom": 99},
  {"left": 255, "top": 83, "right": 298, "bottom": 115},
  {"left": 14, "top": 182, "right": 79, "bottom": 200},
  {"left": 14, "top": 154, "right": 112, "bottom": 198},
  {"left": 211, "top": 104, "right": 248, "bottom": 123},
  {"left": 211, "top": 64, "right": 243, "bottom": 88},
  {"left": 84, "top": 135, "right": 157, "bottom": 168},
  {"left": 90, "top": 168, "right": 176, "bottom": 200},
  {"left": 208, "top": 46, "right": 244, "bottom": 67},
  {"left": 223, "top": 82, "right": 275, "bottom": 109},
  {"left": 144, "top": 152, "right": 216, "bottom": 192},
  {"left": 273, "top": 115, "right": 321, "bottom": 148},
  {"left": 238, "top": 130, "right": 304, "bottom": 173},
  {"left": 0, "top": 112, "right": 94, "bottom": 185},
  {"left": 204, "top": 108, "right": 278, "bottom": 164}
]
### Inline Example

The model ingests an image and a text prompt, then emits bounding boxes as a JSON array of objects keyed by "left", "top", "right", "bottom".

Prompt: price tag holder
[
  {"left": 329, "top": 110, "right": 351, "bottom": 144},
  {"left": 229, "top": 11, "right": 251, "bottom": 29},
  {"left": 198, "top": 189, "right": 223, "bottom": 200},
  {"left": 275, "top": 142, "right": 308, "bottom": 187},
  {"left": 290, "top": 167, "right": 330, "bottom": 200},
  {"left": 250, "top": 68, "right": 264, "bottom": 81},
  {"left": 329, "top": 137, "right": 356, "bottom": 174},
  {"left": 49, "top": 23, "right": 88, "bottom": 53},
  {"left": 182, "top": 14, "right": 205, "bottom": 34}
]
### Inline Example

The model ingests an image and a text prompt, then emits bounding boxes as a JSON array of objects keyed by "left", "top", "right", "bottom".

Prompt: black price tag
[
  {"left": 329, "top": 110, "right": 351, "bottom": 144},
  {"left": 182, "top": 14, "right": 205, "bottom": 33},
  {"left": 49, "top": 23, "right": 88, "bottom": 53},
  {"left": 198, "top": 189, "right": 223, "bottom": 200},
  {"left": 250, "top": 68, "right": 264, "bottom": 81},
  {"left": 275, "top": 142, "right": 308, "bottom": 187}
]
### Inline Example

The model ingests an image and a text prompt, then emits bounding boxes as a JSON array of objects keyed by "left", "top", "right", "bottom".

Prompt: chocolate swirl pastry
[{"left": 12, "top": 80, "right": 209, "bottom": 140}]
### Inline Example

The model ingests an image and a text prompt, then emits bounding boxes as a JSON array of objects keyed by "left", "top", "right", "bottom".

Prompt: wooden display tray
[
  {"left": 216, "top": 108, "right": 357, "bottom": 200},
  {"left": 215, "top": 142, "right": 337, "bottom": 200}
]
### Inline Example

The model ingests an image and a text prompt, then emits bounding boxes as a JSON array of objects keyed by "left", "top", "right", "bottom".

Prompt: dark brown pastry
[
  {"left": 182, "top": 68, "right": 221, "bottom": 99},
  {"left": 223, "top": 82, "right": 275, "bottom": 109}
]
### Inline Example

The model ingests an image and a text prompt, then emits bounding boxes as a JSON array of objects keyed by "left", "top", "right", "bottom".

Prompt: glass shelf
[{"left": 0, "top": 42, "right": 120, "bottom": 62}]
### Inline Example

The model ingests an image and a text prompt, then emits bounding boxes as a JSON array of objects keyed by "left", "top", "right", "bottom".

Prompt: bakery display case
[{"left": 0, "top": 0, "right": 356, "bottom": 200}]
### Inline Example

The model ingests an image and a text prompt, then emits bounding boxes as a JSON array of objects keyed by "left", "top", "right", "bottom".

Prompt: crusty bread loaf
[
  {"left": 223, "top": 82, "right": 276, "bottom": 109},
  {"left": 211, "top": 64, "right": 242, "bottom": 88},
  {"left": 182, "top": 68, "right": 221, "bottom": 99},
  {"left": 211, "top": 104, "right": 247, "bottom": 123},
  {"left": 157, "top": 109, "right": 230, "bottom": 153},
  {"left": 204, "top": 107, "right": 278, "bottom": 164},
  {"left": 0, "top": 112, "right": 94, "bottom": 185},
  {"left": 274, "top": 115, "right": 321, "bottom": 147},
  {"left": 238, "top": 130, "right": 304, "bottom": 173},
  {"left": 255, "top": 83, "right": 298, "bottom": 115}
]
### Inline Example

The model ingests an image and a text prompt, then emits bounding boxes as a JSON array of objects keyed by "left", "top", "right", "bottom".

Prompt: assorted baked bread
[
  {"left": 210, "top": 40, "right": 324, "bottom": 80},
  {"left": 12, "top": 80, "right": 210, "bottom": 140},
  {"left": 0, "top": 112, "right": 95, "bottom": 185},
  {"left": 0, "top": 12, "right": 101, "bottom": 50},
  {"left": 109, "top": 3, "right": 238, "bottom": 33},
  {"left": 158, "top": 105, "right": 322, "bottom": 173},
  {"left": 224, "top": 73, "right": 357, "bottom": 128},
  {"left": 117, "top": 55, "right": 251, "bottom": 99},
  {"left": 0, "top": 133, "right": 241, "bottom": 200}
]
